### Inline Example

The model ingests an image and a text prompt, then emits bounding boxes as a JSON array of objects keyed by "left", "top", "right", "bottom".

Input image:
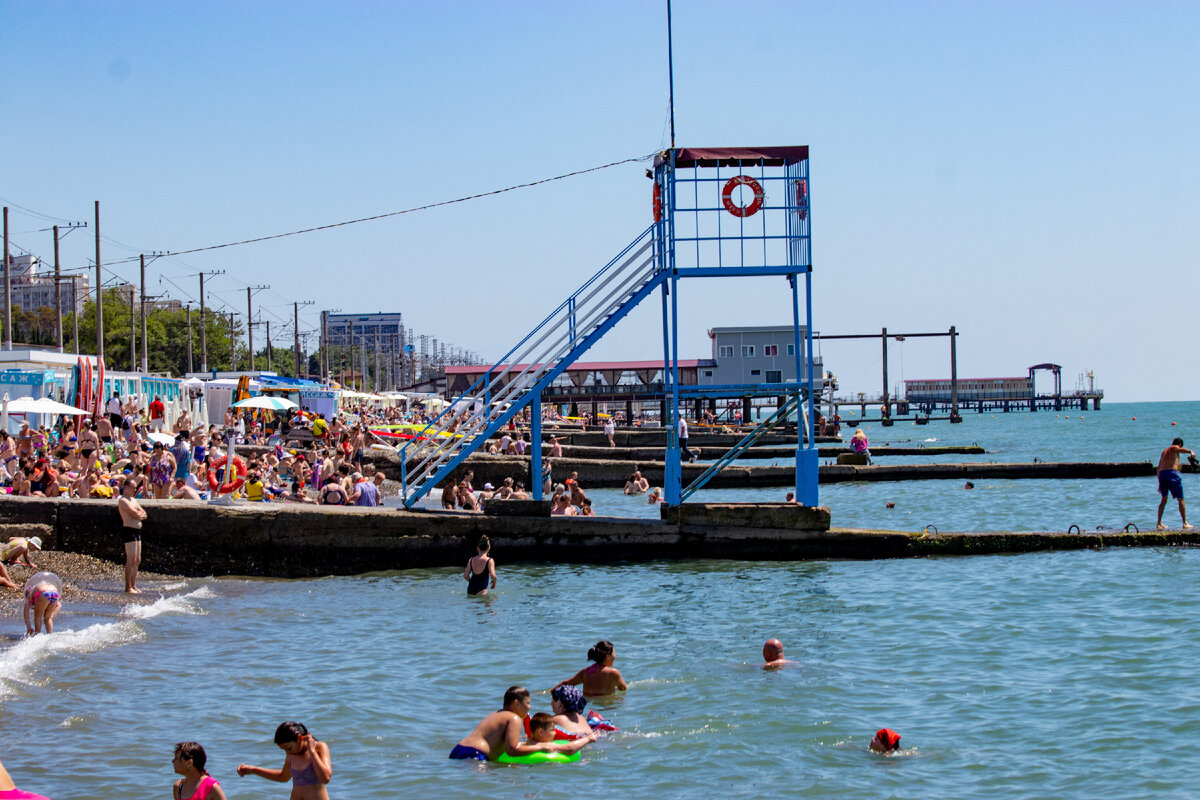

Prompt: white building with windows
[
  {"left": 4, "top": 255, "right": 88, "bottom": 316},
  {"left": 698, "top": 325, "right": 821, "bottom": 386}
]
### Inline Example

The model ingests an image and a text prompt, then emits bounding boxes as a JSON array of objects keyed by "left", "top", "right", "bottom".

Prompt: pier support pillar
[
  {"left": 531, "top": 398, "right": 543, "bottom": 501},
  {"left": 742, "top": 396, "right": 751, "bottom": 425},
  {"left": 796, "top": 446, "right": 819, "bottom": 507},
  {"left": 625, "top": 399, "right": 633, "bottom": 426}
]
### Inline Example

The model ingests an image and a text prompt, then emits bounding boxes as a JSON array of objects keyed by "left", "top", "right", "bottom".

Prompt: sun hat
[
  {"left": 483, "top": 482, "right": 495, "bottom": 490},
  {"left": 551, "top": 684, "right": 588, "bottom": 714},
  {"left": 28, "top": 536, "right": 42, "bottom": 551}
]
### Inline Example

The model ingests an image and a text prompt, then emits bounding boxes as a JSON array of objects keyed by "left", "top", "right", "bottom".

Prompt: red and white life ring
[
  {"left": 652, "top": 182, "right": 663, "bottom": 222},
  {"left": 207, "top": 455, "right": 248, "bottom": 494},
  {"left": 721, "top": 175, "right": 764, "bottom": 218}
]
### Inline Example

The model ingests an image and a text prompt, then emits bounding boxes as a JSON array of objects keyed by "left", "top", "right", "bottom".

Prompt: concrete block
[
  {"left": 836, "top": 453, "right": 869, "bottom": 466},
  {"left": 485, "top": 500, "right": 551, "bottom": 517}
]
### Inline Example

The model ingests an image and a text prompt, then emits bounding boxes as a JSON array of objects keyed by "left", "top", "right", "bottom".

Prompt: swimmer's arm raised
[{"left": 309, "top": 740, "right": 333, "bottom": 783}]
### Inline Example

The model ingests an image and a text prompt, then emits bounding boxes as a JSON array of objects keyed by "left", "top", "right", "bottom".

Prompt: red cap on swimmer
[{"left": 876, "top": 728, "right": 901, "bottom": 750}]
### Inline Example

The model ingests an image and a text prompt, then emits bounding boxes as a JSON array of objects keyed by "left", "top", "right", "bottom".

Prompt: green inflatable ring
[{"left": 496, "top": 749, "right": 581, "bottom": 765}]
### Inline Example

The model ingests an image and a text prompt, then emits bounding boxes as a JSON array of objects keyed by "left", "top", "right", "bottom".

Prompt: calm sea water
[{"left": 2, "top": 401, "right": 1199, "bottom": 799}]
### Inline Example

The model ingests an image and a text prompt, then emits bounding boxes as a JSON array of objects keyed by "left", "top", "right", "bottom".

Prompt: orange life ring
[
  {"left": 796, "top": 178, "right": 808, "bottom": 220},
  {"left": 652, "top": 182, "right": 663, "bottom": 222},
  {"left": 722, "top": 175, "right": 764, "bottom": 218},
  {"left": 207, "top": 455, "right": 247, "bottom": 494}
]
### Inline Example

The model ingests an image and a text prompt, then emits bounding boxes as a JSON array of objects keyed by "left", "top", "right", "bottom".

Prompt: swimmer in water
[
  {"left": 869, "top": 728, "right": 902, "bottom": 753},
  {"left": 555, "top": 640, "right": 627, "bottom": 697},
  {"left": 463, "top": 535, "right": 497, "bottom": 595},
  {"left": 761, "top": 638, "right": 795, "bottom": 668},
  {"left": 450, "top": 686, "right": 594, "bottom": 761},
  {"left": 172, "top": 741, "right": 228, "bottom": 800},
  {"left": 23, "top": 573, "right": 62, "bottom": 635},
  {"left": 237, "top": 721, "right": 332, "bottom": 800}
]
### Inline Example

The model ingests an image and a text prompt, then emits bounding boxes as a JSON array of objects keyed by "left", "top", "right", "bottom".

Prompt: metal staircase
[
  {"left": 399, "top": 225, "right": 663, "bottom": 508},
  {"left": 679, "top": 393, "right": 803, "bottom": 503}
]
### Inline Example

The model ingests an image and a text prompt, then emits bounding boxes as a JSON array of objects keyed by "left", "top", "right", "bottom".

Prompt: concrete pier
[
  {"left": 4, "top": 495, "right": 1195, "bottom": 580},
  {"left": 432, "top": 456, "right": 1170, "bottom": 490}
]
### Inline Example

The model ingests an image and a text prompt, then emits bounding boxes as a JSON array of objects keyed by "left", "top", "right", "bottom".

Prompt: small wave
[
  {"left": 0, "top": 621, "right": 145, "bottom": 701},
  {"left": 121, "top": 587, "right": 215, "bottom": 620},
  {"left": 921, "top": 438, "right": 939, "bottom": 442},
  {"left": 158, "top": 580, "right": 189, "bottom": 591}
]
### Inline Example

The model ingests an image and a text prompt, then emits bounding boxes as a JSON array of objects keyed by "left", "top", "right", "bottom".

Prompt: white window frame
[
  {"left": 718, "top": 345, "right": 734, "bottom": 358},
  {"left": 764, "top": 344, "right": 778, "bottom": 357},
  {"left": 741, "top": 345, "right": 755, "bottom": 357},
  {"left": 786, "top": 344, "right": 795, "bottom": 356}
]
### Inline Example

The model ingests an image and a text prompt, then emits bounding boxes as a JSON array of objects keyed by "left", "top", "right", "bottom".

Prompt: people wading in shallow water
[
  {"left": 463, "top": 535, "right": 496, "bottom": 595},
  {"left": 555, "top": 640, "right": 627, "bottom": 697},
  {"left": 172, "top": 741, "right": 227, "bottom": 800},
  {"left": 238, "top": 721, "right": 332, "bottom": 800}
]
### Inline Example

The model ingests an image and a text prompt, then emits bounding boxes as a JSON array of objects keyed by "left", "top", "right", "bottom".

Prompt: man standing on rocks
[
  {"left": 117, "top": 478, "right": 147, "bottom": 593},
  {"left": 1157, "top": 437, "right": 1195, "bottom": 531}
]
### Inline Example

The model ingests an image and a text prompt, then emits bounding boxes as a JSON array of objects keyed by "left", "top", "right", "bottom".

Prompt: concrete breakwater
[
  {"left": 545, "top": 444, "right": 986, "bottom": 461},
  {"left": 3, "top": 495, "right": 1197, "bottom": 580},
  {"left": 413, "top": 455, "right": 1167, "bottom": 490}
]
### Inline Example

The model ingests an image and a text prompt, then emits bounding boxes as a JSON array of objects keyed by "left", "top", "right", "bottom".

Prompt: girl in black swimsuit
[{"left": 463, "top": 535, "right": 496, "bottom": 595}]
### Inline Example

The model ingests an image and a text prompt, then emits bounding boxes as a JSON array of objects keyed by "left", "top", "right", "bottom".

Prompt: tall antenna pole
[
  {"left": 186, "top": 304, "right": 193, "bottom": 372},
  {"left": 53, "top": 226, "right": 62, "bottom": 352},
  {"left": 94, "top": 201, "right": 103, "bottom": 359},
  {"left": 3, "top": 207, "right": 10, "bottom": 351},
  {"left": 140, "top": 255, "right": 148, "bottom": 372},
  {"left": 667, "top": 0, "right": 676, "bottom": 149}
]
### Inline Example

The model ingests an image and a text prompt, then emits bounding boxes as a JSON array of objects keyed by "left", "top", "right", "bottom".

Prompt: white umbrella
[
  {"left": 6, "top": 396, "right": 91, "bottom": 416},
  {"left": 232, "top": 396, "right": 297, "bottom": 411},
  {"left": 1, "top": 391, "right": 8, "bottom": 434},
  {"left": 147, "top": 432, "right": 176, "bottom": 446}
]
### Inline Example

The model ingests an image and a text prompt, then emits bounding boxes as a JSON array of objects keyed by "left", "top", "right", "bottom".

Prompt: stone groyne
[{"left": 3, "top": 496, "right": 1197, "bottom": 580}]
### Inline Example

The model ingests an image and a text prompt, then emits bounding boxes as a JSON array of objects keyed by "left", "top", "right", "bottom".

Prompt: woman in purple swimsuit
[{"left": 237, "top": 721, "right": 332, "bottom": 800}]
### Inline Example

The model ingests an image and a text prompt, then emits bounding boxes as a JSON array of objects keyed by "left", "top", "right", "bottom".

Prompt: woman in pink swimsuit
[
  {"left": 554, "top": 640, "right": 628, "bottom": 697},
  {"left": 172, "top": 742, "right": 227, "bottom": 800}
]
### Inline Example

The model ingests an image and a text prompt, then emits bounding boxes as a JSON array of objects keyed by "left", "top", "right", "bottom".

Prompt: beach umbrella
[
  {"left": 1, "top": 392, "right": 8, "bottom": 433},
  {"left": 232, "top": 396, "right": 297, "bottom": 411},
  {"left": 147, "top": 432, "right": 176, "bottom": 447},
  {"left": 6, "top": 396, "right": 92, "bottom": 416}
]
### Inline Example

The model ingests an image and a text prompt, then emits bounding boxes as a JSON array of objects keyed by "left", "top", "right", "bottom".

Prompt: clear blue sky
[{"left": 3, "top": 1, "right": 1197, "bottom": 401}]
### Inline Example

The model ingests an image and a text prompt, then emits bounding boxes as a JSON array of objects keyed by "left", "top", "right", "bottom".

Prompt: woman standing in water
[
  {"left": 237, "top": 721, "right": 331, "bottom": 800},
  {"left": 555, "top": 640, "right": 628, "bottom": 697},
  {"left": 463, "top": 535, "right": 497, "bottom": 595},
  {"left": 171, "top": 742, "right": 227, "bottom": 800}
]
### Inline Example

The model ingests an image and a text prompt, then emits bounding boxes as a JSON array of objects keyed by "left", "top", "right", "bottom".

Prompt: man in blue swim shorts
[
  {"left": 1156, "top": 438, "right": 1195, "bottom": 531},
  {"left": 449, "top": 686, "right": 594, "bottom": 762}
]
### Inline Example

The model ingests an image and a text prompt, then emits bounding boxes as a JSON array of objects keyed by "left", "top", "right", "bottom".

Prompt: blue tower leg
[
  {"left": 796, "top": 446, "right": 819, "bottom": 506},
  {"left": 531, "top": 398, "right": 543, "bottom": 501}
]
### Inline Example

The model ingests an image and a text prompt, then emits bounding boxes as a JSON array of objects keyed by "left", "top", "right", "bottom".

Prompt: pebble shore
[{"left": 0, "top": 550, "right": 180, "bottom": 615}]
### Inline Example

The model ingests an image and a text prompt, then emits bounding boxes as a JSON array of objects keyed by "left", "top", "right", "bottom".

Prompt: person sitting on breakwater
[
  {"left": 869, "top": 728, "right": 902, "bottom": 754},
  {"left": 450, "top": 687, "right": 595, "bottom": 761},
  {"left": 850, "top": 428, "right": 874, "bottom": 465},
  {"left": 464, "top": 535, "right": 497, "bottom": 595},
  {"left": 555, "top": 640, "right": 627, "bottom": 697},
  {"left": 172, "top": 741, "right": 228, "bottom": 800},
  {"left": 171, "top": 477, "right": 203, "bottom": 500},
  {"left": 237, "top": 721, "right": 332, "bottom": 799},
  {"left": 318, "top": 475, "right": 346, "bottom": 506},
  {"left": 23, "top": 572, "right": 62, "bottom": 635},
  {"left": 1157, "top": 437, "right": 1195, "bottom": 531},
  {"left": 441, "top": 483, "right": 458, "bottom": 510},
  {"left": 761, "top": 638, "right": 795, "bottom": 668},
  {"left": 624, "top": 471, "right": 649, "bottom": 495}
]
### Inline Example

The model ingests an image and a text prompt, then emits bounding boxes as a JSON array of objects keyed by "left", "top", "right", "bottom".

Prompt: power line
[{"left": 94, "top": 152, "right": 656, "bottom": 266}]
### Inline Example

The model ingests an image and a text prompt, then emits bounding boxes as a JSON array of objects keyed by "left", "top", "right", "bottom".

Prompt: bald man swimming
[{"left": 761, "top": 639, "right": 795, "bottom": 669}]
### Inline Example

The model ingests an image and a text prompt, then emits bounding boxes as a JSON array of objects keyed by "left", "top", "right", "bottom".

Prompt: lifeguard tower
[{"left": 398, "top": 145, "right": 818, "bottom": 509}]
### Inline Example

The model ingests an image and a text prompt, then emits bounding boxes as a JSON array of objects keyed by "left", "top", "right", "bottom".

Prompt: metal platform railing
[
  {"left": 399, "top": 226, "right": 662, "bottom": 507},
  {"left": 679, "top": 393, "right": 802, "bottom": 503}
]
